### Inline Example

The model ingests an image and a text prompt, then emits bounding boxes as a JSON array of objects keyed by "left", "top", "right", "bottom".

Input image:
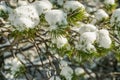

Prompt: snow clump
[
  {"left": 52, "top": 36, "right": 68, "bottom": 48},
  {"left": 64, "top": 1, "right": 85, "bottom": 12},
  {"left": 8, "top": 5, "right": 40, "bottom": 31},
  {"left": 96, "top": 29, "right": 112, "bottom": 48},
  {"left": 60, "top": 66, "right": 73, "bottom": 80},
  {"left": 94, "top": 9, "right": 109, "bottom": 22},
  {"left": 45, "top": 10, "right": 67, "bottom": 30},
  {"left": 104, "top": 0, "right": 115, "bottom": 5},
  {"left": 79, "top": 24, "right": 98, "bottom": 34},
  {"left": 110, "top": 8, "right": 120, "bottom": 27},
  {"left": 75, "top": 67, "right": 85, "bottom": 76},
  {"left": 32, "top": 0, "right": 52, "bottom": 15}
]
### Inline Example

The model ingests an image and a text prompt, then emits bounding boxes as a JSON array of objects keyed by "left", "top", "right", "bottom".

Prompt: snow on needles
[
  {"left": 5, "top": 58, "right": 22, "bottom": 76},
  {"left": 80, "top": 32, "right": 97, "bottom": 44},
  {"left": 8, "top": 5, "right": 40, "bottom": 31},
  {"left": 8, "top": 0, "right": 52, "bottom": 31},
  {"left": 75, "top": 24, "right": 111, "bottom": 52},
  {"left": 79, "top": 24, "right": 98, "bottom": 34},
  {"left": 96, "top": 29, "right": 112, "bottom": 48},
  {"left": 32, "top": 0, "right": 52, "bottom": 15},
  {"left": 60, "top": 66, "right": 73, "bottom": 80},
  {"left": 104, "top": 0, "right": 115, "bottom": 5},
  {"left": 7, "top": 0, "right": 112, "bottom": 52},
  {"left": 64, "top": 1, "right": 85, "bottom": 12},
  {"left": 45, "top": 10, "right": 67, "bottom": 30},
  {"left": 94, "top": 9, "right": 109, "bottom": 21},
  {"left": 110, "top": 8, "right": 120, "bottom": 27},
  {"left": 52, "top": 36, "right": 68, "bottom": 48},
  {"left": 77, "top": 32, "right": 97, "bottom": 52},
  {"left": 75, "top": 67, "right": 85, "bottom": 76}
]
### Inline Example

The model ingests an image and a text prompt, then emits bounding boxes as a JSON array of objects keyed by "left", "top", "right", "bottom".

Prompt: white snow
[
  {"left": 32, "top": 0, "right": 52, "bottom": 15},
  {"left": 96, "top": 29, "right": 112, "bottom": 48},
  {"left": 64, "top": 1, "right": 85, "bottom": 12},
  {"left": 104, "top": 0, "right": 115, "bottom": 5},
  {"left": 75, "top": 67, "right": 85, "bottom": 76},
  {"left": 94, "top": 9, "right": 109, "bottom": 21},
  {"left": 60, "top": 66, "right": 73, "bottom": 80},
  {"left": 45, "top": 9, "right": 67, "bottom": 30},
  {"left": 79, "top": 24, "right": 97, "bottom": 34},
  {"left": 110, "top": 8, "right": 120, "bottom": 27},
  {"left": 8, "top": 5, "right": 40, "bottom": 31},
  {"left": 52, "top": 36, "right": 68, "bottom": 48}
]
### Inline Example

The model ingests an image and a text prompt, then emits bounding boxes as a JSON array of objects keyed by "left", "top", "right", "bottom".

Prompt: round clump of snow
[
  {"left": 77, "top": 32, "right": 97, "bottom": 52},
  {"left": 79, "top": 32, "right": 96, "bottom": 45},
  {"left": 96, "top": 29, "right": 112, "bottom": 48},
  {"left": 75, "top": 31, "right": 97, "bottom": 52},
  {"left": 5, "top": 58, "right": 22, "bottom": 76},
  {"left": 60, "top": 66, "right": 73, "bottom": 80},
  {"left": 85, "top": 43, "right": 96, "bottom": 52},
  {"left": 63, "top": 1, "right": 85, "bottom": 12},
  {"left": 45, "top": 9, "right": 67, "bottom": 29},
  {"left": 32, "top": 0, "right": 52, "bottom": 15},
  {"left": 8, "top": 5, "right": 40, "bottom": 31},
  {"left": 79, "top": 24, "right": 98, "bottom": 34},
  {"left": 52, "top": 36, "right": 68, "bottom": 48},
  {"left": 75, "top": 67, "right": 85, "bottom": 76},
  {"left": 60, "top": 60, "right": 68, "bottom": 68},
  {"left": 94, "top": 9, "right": 109, "bottom": 21},
  {"left": 104, "top": 0, "right": 115, "bottom": 5},
  {"left": 110, "top": 8, "right": 120, "bottom": 27}
]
